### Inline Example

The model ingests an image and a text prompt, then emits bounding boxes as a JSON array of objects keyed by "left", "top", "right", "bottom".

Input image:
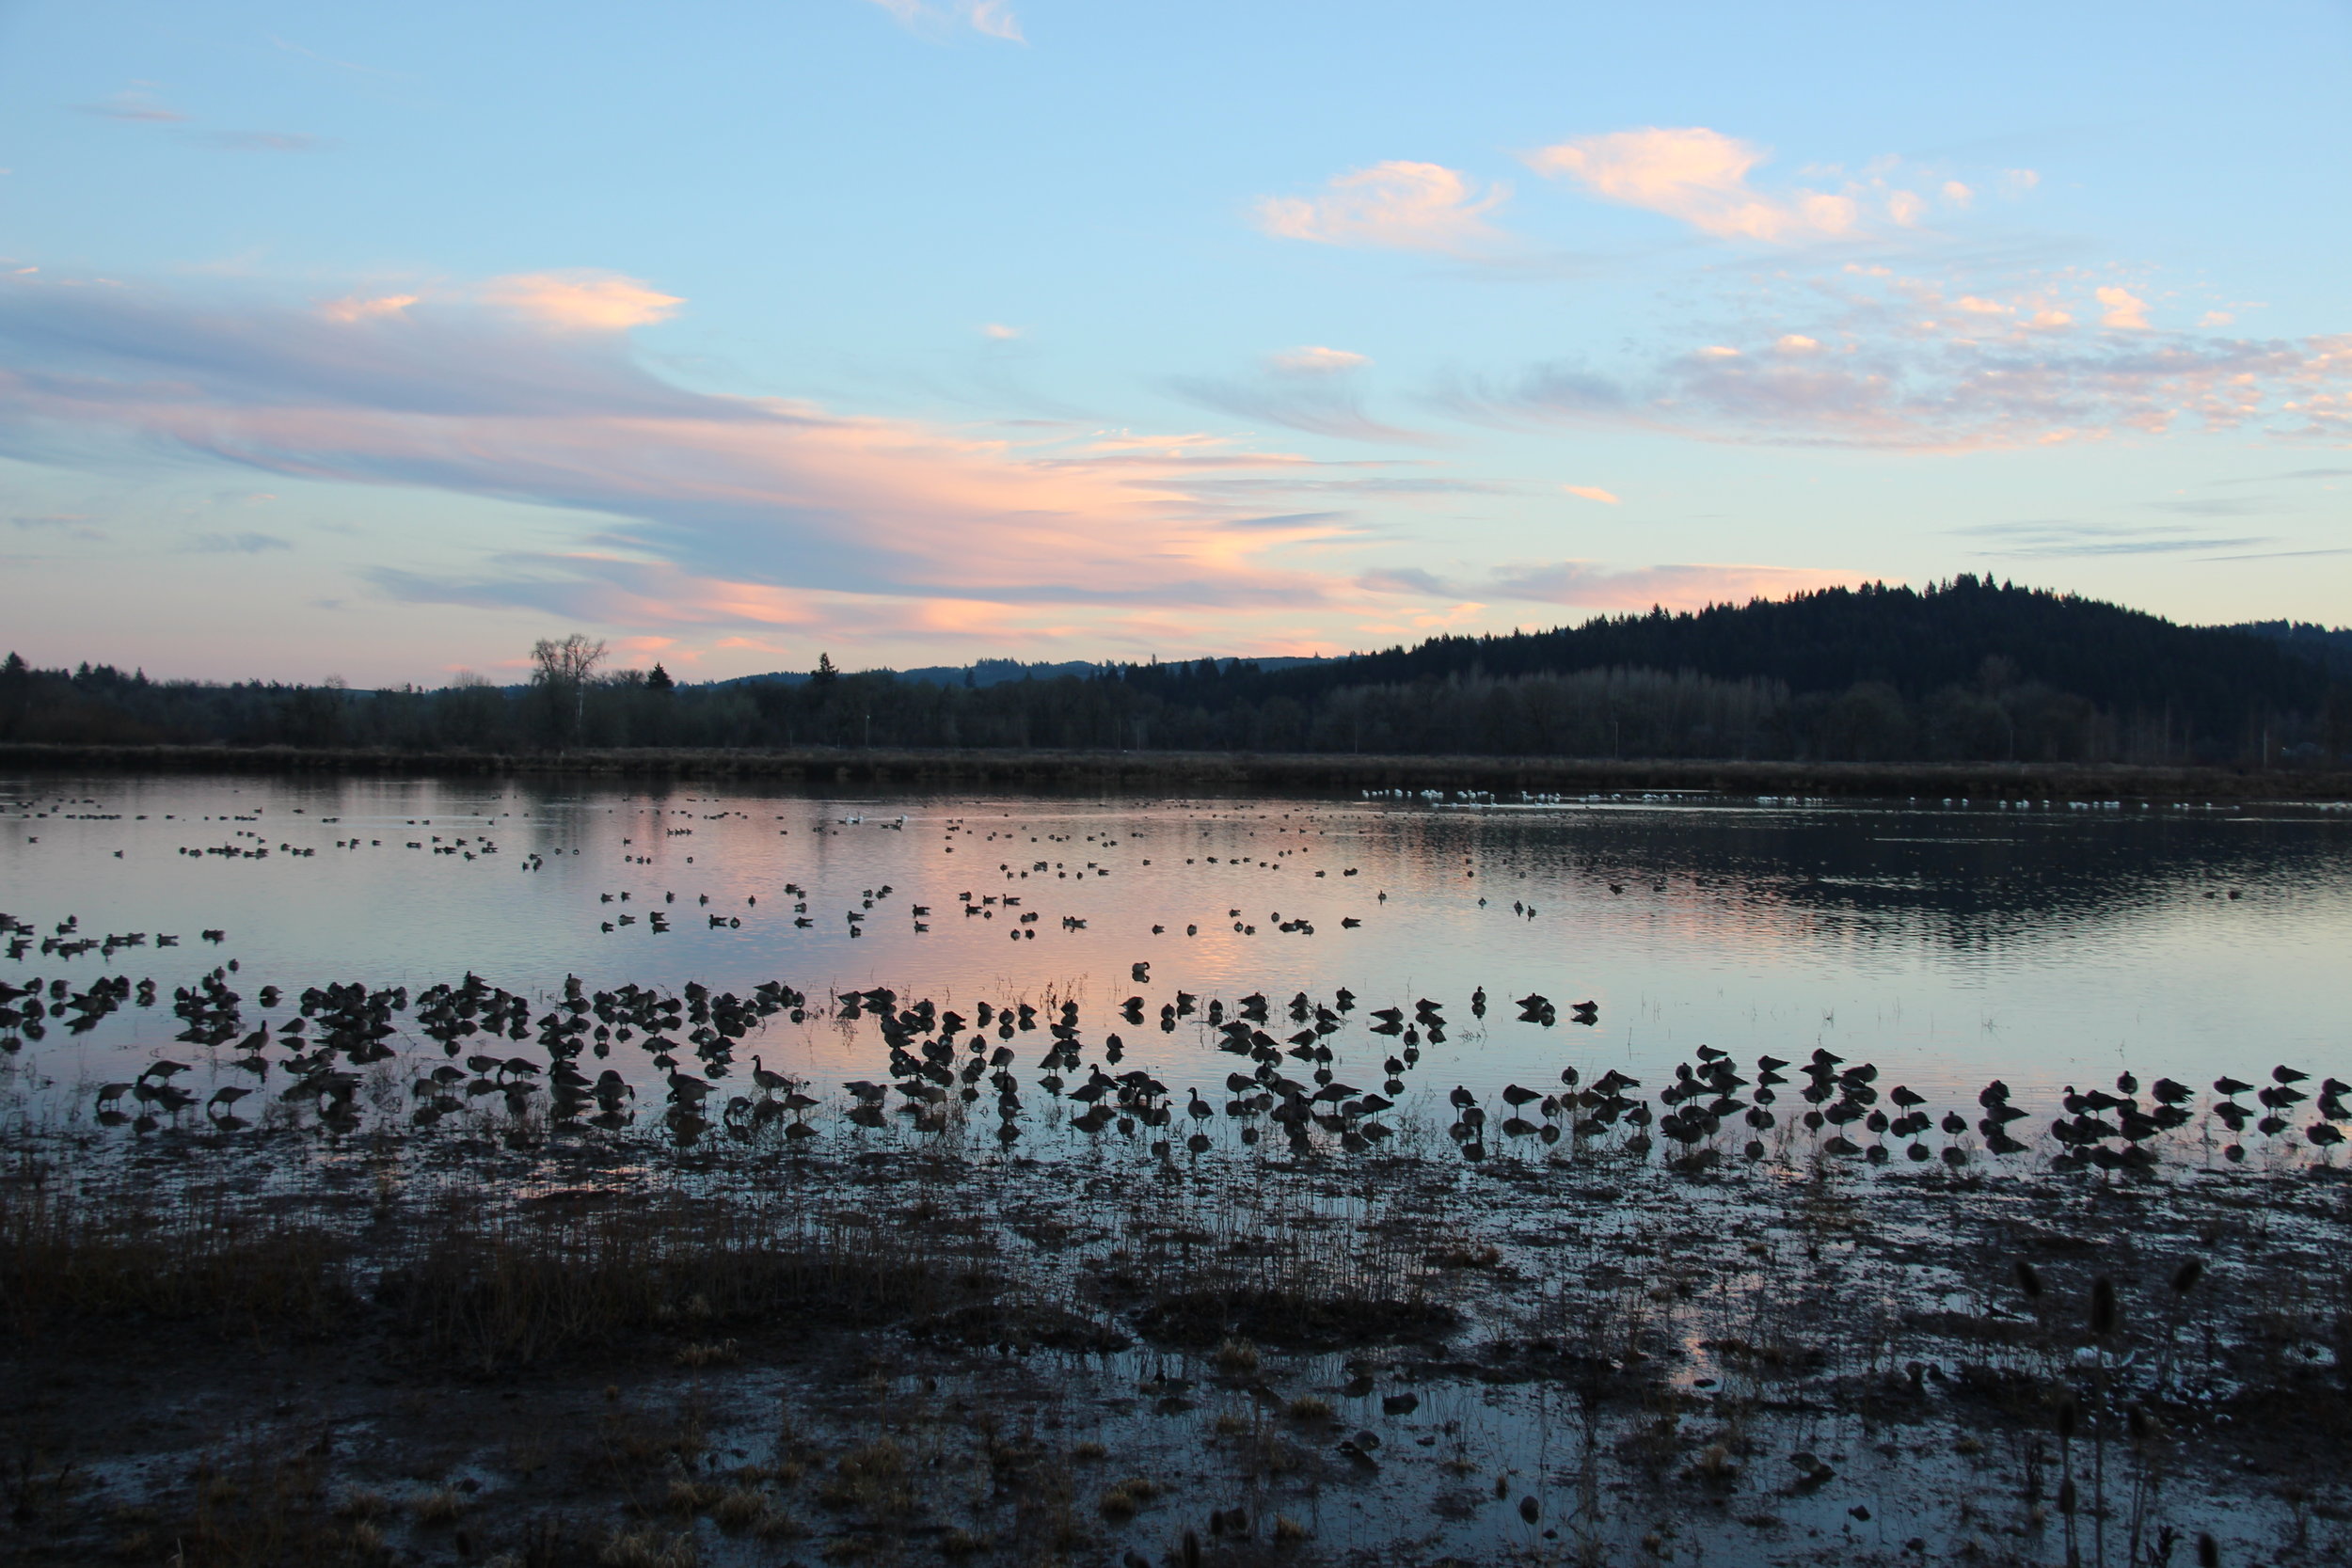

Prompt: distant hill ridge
[
  {"left": 4, "top": 578, "right": 2345, "bottom": 763},
  {"left": 713, "top": 656, "right": 1332, "bottom": 689},
  {"left": 702, "top": 584, "right": 2349, "bottom": 709}
]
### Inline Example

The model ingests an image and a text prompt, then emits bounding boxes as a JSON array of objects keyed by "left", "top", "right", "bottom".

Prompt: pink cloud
[
  {"left": 480, "top": 272, "right": 683, "bottom": 331},
  {"left": 0, "top": 273, "right": 1359, "bottom": 645},
  {"left": 1524, "top": 127, "right": 1859, "bottom": 243},
  {"left": 1491, "top": 561, "right": 1868, "bottom": 610},
  {"left": 1256, "top": 162, "right": 1509, "bottom": 255},
  {"left": 1443, "top": 265, "right": 2352, "bottom": 451},
  {"left": 2095, "top": 286, "right": 2151, "bottom": 330}
]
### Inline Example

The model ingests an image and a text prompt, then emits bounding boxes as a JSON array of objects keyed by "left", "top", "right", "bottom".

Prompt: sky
[{"left": 1, "top": 1, "right": 2348, "bottom": 686}]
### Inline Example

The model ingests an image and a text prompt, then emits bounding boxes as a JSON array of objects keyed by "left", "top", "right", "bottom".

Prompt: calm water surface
[{"left": 4, "top": 772, "right": 2348, "bottom": 1132}]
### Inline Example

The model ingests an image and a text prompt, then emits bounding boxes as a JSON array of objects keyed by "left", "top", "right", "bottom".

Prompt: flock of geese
[
  {"left": 8, "top": 953, "right": 2344, "bottom": 1170},
  {"left": 4, "top": 796, "right": 2344, "bottom": 1170}
]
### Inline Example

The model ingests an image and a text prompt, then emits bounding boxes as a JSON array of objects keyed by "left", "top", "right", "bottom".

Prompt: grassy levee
[{"left": 6, "top": 739, "right": 2351, "bottom": 800}]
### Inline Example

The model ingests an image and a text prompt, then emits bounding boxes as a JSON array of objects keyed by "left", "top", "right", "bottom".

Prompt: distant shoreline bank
[{"left": 6, "top": 740, "right": 2350, "bottom": 802}]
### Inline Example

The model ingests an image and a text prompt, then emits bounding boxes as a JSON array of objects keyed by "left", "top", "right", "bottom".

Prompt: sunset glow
[{"left": 2, "top": 1, "right": 2345, "bottom": 681}]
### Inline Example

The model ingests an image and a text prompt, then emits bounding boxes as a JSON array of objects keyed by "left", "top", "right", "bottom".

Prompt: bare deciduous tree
[{"left": 532, "top": 633, "right": 608, "bottom": 741}]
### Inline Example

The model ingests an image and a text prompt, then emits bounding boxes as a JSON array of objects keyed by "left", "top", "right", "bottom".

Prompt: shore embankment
[{"left": 5, "top": 740, "right": 2351, "bottom": 800}]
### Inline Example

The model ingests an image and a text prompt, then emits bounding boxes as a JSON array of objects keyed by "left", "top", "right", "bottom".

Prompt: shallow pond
[{"left": 2, "top": 771, "right": 2347, "bottom": 1164}]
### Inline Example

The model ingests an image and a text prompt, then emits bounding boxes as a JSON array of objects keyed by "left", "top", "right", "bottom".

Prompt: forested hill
[
  {"left": 1127, "top": 578, "right": 2330, "bottom": 732},
  {"left": 3, "top": 578, "right": 2345, "bottom": 764}
]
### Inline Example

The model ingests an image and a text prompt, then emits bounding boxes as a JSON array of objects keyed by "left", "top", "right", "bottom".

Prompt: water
[{"left": 4, "top": 772, "right": 2348, "bottom": 1142}]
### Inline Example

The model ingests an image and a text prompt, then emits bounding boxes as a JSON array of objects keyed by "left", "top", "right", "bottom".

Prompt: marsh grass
[
  {"left": 388, "top": 1201, "right": 967, "bottom": 1370},
  {"left": 3, "top": 1115, "right": 2348, "bottom": 1564},
  {"left": 0, "top": 1181, "right": 353, "bottom": 1333}
]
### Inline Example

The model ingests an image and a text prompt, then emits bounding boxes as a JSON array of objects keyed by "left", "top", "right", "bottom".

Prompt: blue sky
[{"left": 2, "top": 0, "right": 2347, "bottom": 683}]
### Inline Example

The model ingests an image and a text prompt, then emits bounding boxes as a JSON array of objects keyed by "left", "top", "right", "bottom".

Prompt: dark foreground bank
[{"left": 3, "top": 1135, "right": 2344, "bottom": 1568}]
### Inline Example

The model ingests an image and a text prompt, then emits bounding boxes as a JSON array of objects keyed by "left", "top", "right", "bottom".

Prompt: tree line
[{"left": 5, "top": 579, "right": 2346, "bottom": 765}]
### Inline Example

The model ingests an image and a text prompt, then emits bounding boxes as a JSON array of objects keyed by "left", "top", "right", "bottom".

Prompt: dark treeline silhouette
[{"left": 5, "top": 578, "right": 2347, "bottom": 765}]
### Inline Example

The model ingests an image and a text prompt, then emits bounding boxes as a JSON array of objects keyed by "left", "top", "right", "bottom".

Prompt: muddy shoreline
[
  {"left": 5, "top": 1129, "right": 2346, "bottom": 1568},
  {"left": 6, "top": 741, "right": 2352, "bottom": 803}
]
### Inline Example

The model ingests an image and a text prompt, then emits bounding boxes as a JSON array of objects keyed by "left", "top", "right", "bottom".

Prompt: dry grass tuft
[
  {"left": 819, "top": 1439, "right": 914, "bottom": 1516},
  {"left": 0, "top": 1185, "right": 352, "bottom": 1331},
  {"left": 1210, "top": 1336, "right": 1260, "bottom": 1372},
  {"left": 1098, "top": 1476, "right": 1160, "bottom": 1519},
  {"left": 411, "top": 1486, "right": 467, "bottom": 1526},
  {"left": 665, "top": 1478, "right": 725, "bottom": 1514},
  {"left": 599, "top": 1527, "right": 698, "bottom": 1568}
]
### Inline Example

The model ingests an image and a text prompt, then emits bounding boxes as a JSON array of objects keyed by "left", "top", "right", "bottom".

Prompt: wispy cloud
[
  {"left": 199, "top": 131, "right": 326, "bottom": 153},
  {"left": 186, "top": 531, "right": 294, "bottom": 554},
  {"left": 480, "top": 272, "right": 683, "bottom": 331},
  {"left": 1268, "top": 345, "right": 1369, "bottom": 374},
  {"left": 267, "top": 33, "right": 410, "bottom": 80},
  {"left": 2216, "top": 467, "right": 2352, "bottom": 483},
  {"left": 76, "top": 83, "right": 330, "bottom": 155},
  {"left": 1562, "top": 484, "right": 1619, "bottom": 504},
  {"left": 79, "top": 87, "right": 187, "bottom": 123},
  {"left": 1523, "top": 127, "right": 2010, "bottom": 244},
  {"left": 1255, "top": 162, "right": 1509, "bottom": 256},
  {"left": 1357, "top": 566, "right": 1456, "bottom": 595},
  {"left": 1439, "top": 265, "right": 2352, "bottom": 451},
  {"left": 1168, "top": 344, "right": 1435, "bottom": 444},
  {"left": 11, "top": 513, "right": 107, "bottom": 541},
  {"left": 1952, "top": 520, "right": 2273, "bottom": 557},
  {"left": 0, "top": 272, "right": 1363, "bottom": 640},
  {"left": 865, "top": 0, "right": 1025, "bottom": 43},
  {"left": 1526, "top": 128, "right": 1851, "bottom": 242},
  {"left": 1488, "top": 560, "right": 1865, "bottom": 610}
]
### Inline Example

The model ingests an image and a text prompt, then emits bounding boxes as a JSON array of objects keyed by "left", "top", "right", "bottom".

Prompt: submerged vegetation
[{"left": 8, "top": 579, "right": 2350, "bottom": 766}]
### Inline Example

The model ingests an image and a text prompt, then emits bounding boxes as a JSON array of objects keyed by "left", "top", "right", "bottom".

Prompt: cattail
[
  {"left": 2090, "top": 1275, "right": 2119, "bottom": 1337},
  {"left": 2172, "top": 1258, "right": 2205, "bottom": 1294},
  {"left": 2197, "top": 1532, "right": 2220, "bottom": 1567},
  {"left": 2127, "top": 1405, "right": 2151, "bottom": 1442},
  {"left": 1183, "top": 1528, "right": 1201, "bottom": 1568},
  {"left": 2058, "top": 1477, "right": 2077, "bottom": 1515},
  {"left": 2056, "top": 1399, "right": 2077, "bottom": 1440},
  {"left": 2017, "top": 1260, "right": 2043, "bottom": 1299}
]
